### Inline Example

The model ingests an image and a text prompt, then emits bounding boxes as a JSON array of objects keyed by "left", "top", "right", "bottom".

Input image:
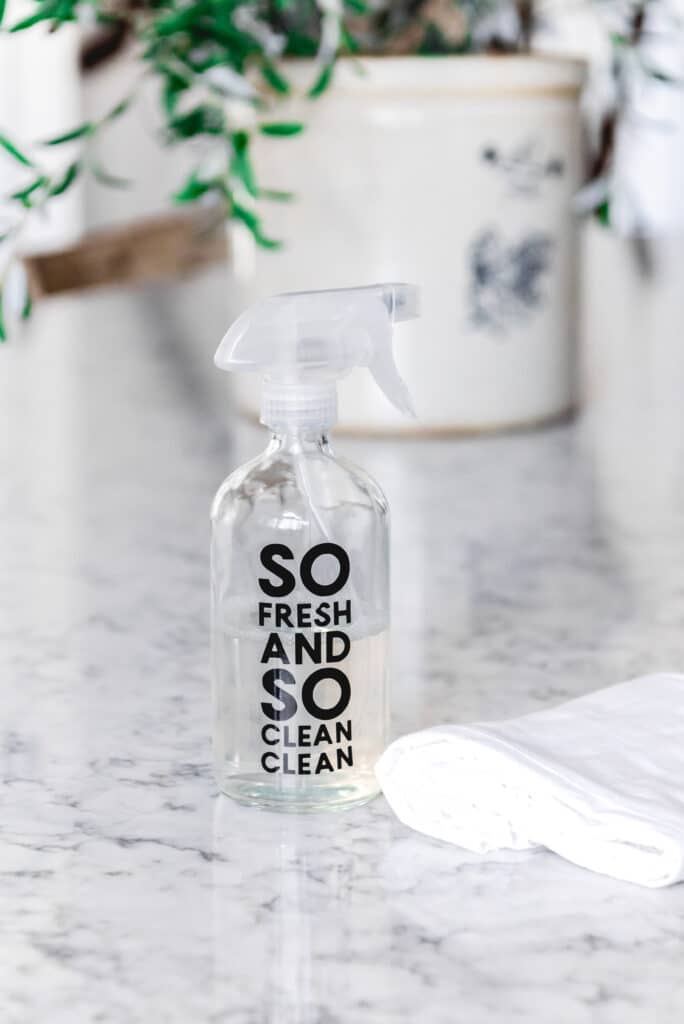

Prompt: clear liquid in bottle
[
  {"left": 211, "top": 432, "right": 390, "bottom": 812},
  {"left": 213, "top": 626, "right": 388, "bottom": 810}
]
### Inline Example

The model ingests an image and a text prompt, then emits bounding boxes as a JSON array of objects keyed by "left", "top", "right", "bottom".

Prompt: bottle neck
[
  {"left": 266, "top": 428, "right": 333, "bottom": 456},
  {"left": 260, "top": 380, "right": 337, "bottom": 434}
]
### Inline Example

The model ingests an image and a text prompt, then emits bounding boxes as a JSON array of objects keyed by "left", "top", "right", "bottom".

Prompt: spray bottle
[{"left": 211, "top": 283, "right": 420, "bottom": 811}]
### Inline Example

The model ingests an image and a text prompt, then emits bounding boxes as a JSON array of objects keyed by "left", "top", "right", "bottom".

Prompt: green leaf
[
  {"left": 230, "top": 200, "right": 258, "bottom": 231},
  {"left": 90, "top": 162, "right": 132, "bottom": 189},
  {"left": 642, "top": 64, "right": 682, "bottom": 85},
  {"left": 231, "top": 202, "right": 281, "bottom": 249},
  {"left": 105, "top": 97, "right": 131, "bottom": 122},
  {"left": 49, "top": 160, "right": 81, "bottom": 197},
  {"left": 340, "top": 26, "right": 360, "bottom": 54},
  {"left": 10, "top": 7, "right": 55, "bottom": 31},
  {"left": 11, "top": 175, "right": 48, "bottom": 207},
  {"left": 419, "top": 23, "right": 452, "bottom": 54},
  {"left": 309, "top": 62, "right": 334, "bottom": 98},
  {"left": 258, "top": 188, "right": 294, "bottom": 202},
  {"left": 259, "top": 122, "right": 304, "bottom": 137},
  {"left": 343, "top": 0, "right": 368, "bottom": 12},
  {"left": 230, "top": 131, "right": 258, "bottom": 197},
  {"left": 0, "top": 293, "right": 5, "bottom": 342},
  {"left": 94, "top": 10, "right": 124, "bottom": 24},
  {"left": 207, "top": 16, "right": 261, "bottom": 58},
  {"left": 43, "top": 122, "right": 94, "bottom": 146},
  {"left": 253, "top": 230, "right": 282, "bottom": 251},
  {"left": 159, "top": 66, "right": 190, "bottom": 116},
  {"left": 0, "top": 133, "right": 33, "bottom": 168},
  {"left": 596, "top": 200, "right": 610, "bottom": 228},
  {"left": 154, "top": 6, "right": 202, "bottom": 37},
  {"left": 260, "top": 61, "right": 290, "bottom": 95},
  {"left": 142, "top": 40, "right": 163, "bottom": 62},
  {"left": 173, "top": 172, "right": 214, "bottom": 203},
  {"left": 21, "top": 288, "right": 32, "bottom": 321},
  {"left": 0, "top": 0, "right": 7, "bottom": 29},
  {"left": 168, "top": 105, "right": 225, "bottom": 139},
  {"left": 282, "top": 29, "right": 318, "bottom": 58},
  {"left": 51, "top": 1, "right": 77, "bottom": 23}
]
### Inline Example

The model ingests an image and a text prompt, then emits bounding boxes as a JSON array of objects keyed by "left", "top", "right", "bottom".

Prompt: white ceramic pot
[{"left": 229, "top": 55, "right": 585, "bottom": 434}]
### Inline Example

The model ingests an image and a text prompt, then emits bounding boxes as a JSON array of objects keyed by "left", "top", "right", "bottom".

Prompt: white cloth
[{"left": 376, "top": 673, "right": 684, "bottom": 887}]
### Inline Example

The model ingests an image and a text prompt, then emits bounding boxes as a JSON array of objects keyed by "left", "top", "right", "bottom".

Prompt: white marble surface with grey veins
[{"left": 3, "top": 270, "right": 684, "bottom": 1023}]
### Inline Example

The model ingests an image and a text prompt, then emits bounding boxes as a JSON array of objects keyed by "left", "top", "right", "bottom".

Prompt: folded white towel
[{"left": 376, "top": 673, "right": 684, "bottom": 887}]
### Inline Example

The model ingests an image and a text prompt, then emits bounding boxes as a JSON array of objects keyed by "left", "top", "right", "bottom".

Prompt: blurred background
[
  {"left": 3, "top": 0, "right": 684, "bottom": 698},
  {"left": 2, "top": 0, "right": 684, "bottom": 622},
  {"left": 2, "top": 0, "right": 684, "bottom": 428},
  {"left": 4, "top": 0, "right": 684, "bottom": 703}
]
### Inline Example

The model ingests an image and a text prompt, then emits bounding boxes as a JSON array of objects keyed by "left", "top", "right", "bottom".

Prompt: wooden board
[{"left": 24, "top": 209, "right": 229, "bottom": 297}]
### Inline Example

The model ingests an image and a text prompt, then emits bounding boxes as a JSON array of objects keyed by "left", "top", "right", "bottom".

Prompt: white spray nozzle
[{"left": 215, "top": 283, "right": 420, "bottom": 429}]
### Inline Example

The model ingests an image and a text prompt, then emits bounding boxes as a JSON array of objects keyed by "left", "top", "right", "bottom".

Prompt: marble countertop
[{"left": 3, "top": 270, "right": 684, "bottom": 1023}]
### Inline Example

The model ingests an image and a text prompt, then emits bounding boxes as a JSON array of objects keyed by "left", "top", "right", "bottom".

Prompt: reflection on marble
[{"left": 2, "top": 271, "right": 684, "bottom": 1023}]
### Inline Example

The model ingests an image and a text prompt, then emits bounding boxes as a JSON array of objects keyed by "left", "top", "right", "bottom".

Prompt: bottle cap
[{"left": 215, "top": 283, "right": 420, "bottom": 429}]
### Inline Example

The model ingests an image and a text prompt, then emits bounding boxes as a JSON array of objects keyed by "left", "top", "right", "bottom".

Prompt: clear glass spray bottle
[{"left": 211, "top": 284, "right": 420, "bottom": 811}]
